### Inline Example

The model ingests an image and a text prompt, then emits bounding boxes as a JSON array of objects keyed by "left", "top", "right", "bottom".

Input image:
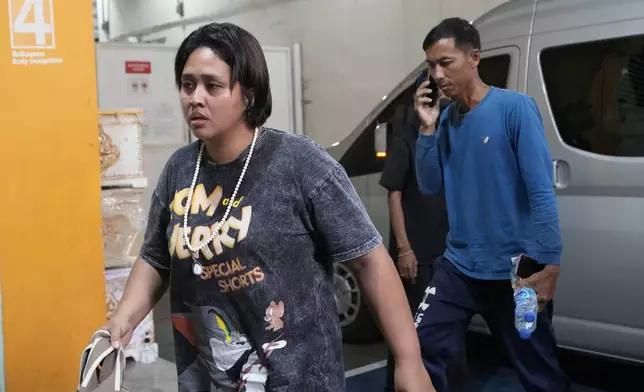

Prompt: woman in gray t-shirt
[{"left": 103, "top": 22, "right": 434, "bottom": 392}]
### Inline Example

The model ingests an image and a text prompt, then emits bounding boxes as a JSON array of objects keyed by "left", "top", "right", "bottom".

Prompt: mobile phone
[
  {"left": 419, "top": 69, "right": 438, "bottom": 107},
  {"left": 426, "top": 72, "right": 439, "bottom": 107},
  {"left": 515, "top": 254, "right": 545, "bottom": 279}
]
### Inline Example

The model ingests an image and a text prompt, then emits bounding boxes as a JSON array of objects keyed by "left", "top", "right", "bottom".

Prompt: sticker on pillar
[{"left": 8, "top": 0, "right": 63, "bottom": 66}]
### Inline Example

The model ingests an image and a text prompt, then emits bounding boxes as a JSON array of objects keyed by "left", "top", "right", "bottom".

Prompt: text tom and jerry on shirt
[{"left": 169, "top": 183, "right": 265, "bottom": 293}]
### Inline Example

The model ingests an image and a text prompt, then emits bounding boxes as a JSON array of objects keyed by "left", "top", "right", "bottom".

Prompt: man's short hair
[
  {"left": 422, "top": 17, "right": 481, "bottom": 52},
  {"left": 174, "top": 22, "right": 272, "bottom": 128}
]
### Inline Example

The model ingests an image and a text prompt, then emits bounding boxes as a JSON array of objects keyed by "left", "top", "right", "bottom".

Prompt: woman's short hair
[{"left": 174, "top": 22, "right": 272, "bottom": 128}]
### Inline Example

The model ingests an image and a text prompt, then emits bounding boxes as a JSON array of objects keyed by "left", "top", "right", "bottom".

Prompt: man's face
[{"left": 425, "top": 37, "right": 479, "bottom": 100}]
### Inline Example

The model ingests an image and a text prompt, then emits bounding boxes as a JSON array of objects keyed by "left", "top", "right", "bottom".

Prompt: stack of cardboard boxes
[{"left": 99, "top": 110, "right": 157, "bottom": 363}]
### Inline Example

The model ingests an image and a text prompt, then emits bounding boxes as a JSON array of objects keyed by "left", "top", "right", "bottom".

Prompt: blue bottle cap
[
  {"left": 524, "top": 311, "right": 536, "bottom": 323},
  {"left": 519, "top": 329, "right": 532, "bottom": 340}
]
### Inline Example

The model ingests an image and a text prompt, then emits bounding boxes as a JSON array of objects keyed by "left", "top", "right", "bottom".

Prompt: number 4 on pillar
[{"left": 9, "top": 0, "right": 56, "bottom": 49}]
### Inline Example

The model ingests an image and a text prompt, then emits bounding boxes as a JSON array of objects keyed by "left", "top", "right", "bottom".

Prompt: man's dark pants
[
  {"left": 416, "top": 256, "right": 571, "bottom": 392},
  {"left": 384, "top": 259, "right": 469, "bottom": 392}
]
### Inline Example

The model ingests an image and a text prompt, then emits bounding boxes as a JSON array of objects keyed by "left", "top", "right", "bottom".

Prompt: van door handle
[{"left": 553, "top": 159, "right": 570, "bottom": 190}]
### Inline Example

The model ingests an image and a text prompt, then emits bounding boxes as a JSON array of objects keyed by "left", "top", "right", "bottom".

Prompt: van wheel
[{"left": 334, "top": 262, "right": 382, "bottom": 344}]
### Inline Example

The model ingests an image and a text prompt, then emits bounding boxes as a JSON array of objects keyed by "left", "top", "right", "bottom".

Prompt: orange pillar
[{"left": 0, "top": 1, "right": 105, "bottom": 390}]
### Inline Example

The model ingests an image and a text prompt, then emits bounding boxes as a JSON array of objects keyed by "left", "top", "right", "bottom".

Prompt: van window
[
  {"left": 341, "top": 84, "right": 416, "bottom": 177},
  {"left": 479, "top": 54, "right": 511, "bottom": 88},
  {"left": 541, "top": 34, "right": 644, "bottom": 156}
]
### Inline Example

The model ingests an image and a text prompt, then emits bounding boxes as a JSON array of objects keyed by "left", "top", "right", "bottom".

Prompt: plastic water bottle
[
  {"left": 510, "top": 256, "right": 538, "bottom": 339},
  {"left": 514, "top": 287, "right": 538, "bottom": 339}
]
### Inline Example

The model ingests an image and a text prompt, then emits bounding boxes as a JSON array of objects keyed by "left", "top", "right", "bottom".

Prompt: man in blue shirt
[{"left": 413, "top": 17, "right": 571, "bottom": 392}]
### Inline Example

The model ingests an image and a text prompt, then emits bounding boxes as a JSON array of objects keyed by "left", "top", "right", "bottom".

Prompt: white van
[{"left": 328, "top": 0, "right": 644, "bottom": 364}]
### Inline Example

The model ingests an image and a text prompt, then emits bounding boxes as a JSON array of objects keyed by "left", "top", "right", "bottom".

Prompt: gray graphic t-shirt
[{"left": 139, "top": 128, "right": 382, "bottom": 392}]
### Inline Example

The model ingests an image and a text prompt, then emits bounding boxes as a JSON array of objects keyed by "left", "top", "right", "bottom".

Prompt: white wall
[{"left": 106, "top": 0, "right": 506, "bottom": 147}]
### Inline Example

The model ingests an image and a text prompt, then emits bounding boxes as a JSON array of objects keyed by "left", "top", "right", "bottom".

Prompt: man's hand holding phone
[{"left": 414, "top": 78, "right": 441, "bottom": 135}]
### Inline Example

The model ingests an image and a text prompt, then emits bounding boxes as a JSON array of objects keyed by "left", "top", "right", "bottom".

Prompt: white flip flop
[
  {"left": 78, "top": 330, "right": 111, "bottom": 386},
  {"left": 78, "top": 330, "right": 127, "bottom": 392}
]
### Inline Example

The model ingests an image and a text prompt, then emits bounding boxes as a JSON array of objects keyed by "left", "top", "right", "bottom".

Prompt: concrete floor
[{"left": 123, "top": 358, "right": 177, "bottom": 392}]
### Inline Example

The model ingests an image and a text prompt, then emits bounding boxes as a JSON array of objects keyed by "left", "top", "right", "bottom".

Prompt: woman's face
[{"left": 179, "top": 47, "right": 247, "bottom": 141}]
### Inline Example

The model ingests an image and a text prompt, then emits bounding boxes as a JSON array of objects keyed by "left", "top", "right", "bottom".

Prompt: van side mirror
[{"left": 374, "top": 122, "right": 388, "bottom": 159}]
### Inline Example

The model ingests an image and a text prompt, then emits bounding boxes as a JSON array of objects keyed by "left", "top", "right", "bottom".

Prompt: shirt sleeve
[
  {"left": 139, "top": 159, "right": 174, "bottom": 270},
  {"left": 415, "top": 111, "right": 446, "bottom": 196},
  {"left": 511, "top": 95, "right": 563, "bottom": 265},
  {"left": 139, "top": 192, "right": 172, "bottom": 270},
  {"left": 306, "top": 163, "right": 383, "bottom": 264},
  {"left": 379, "top": 135, "right": 410, "bottom": 191}
]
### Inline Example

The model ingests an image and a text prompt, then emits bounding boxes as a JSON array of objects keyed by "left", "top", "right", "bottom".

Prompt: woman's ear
[{"left": 244, "top": 89, "right": 255, "bottom": 110}]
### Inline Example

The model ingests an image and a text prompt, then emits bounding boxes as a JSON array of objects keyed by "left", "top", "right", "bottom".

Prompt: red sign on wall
[{"left": 125, "top": 61, "right": 151, "bottom": 74}]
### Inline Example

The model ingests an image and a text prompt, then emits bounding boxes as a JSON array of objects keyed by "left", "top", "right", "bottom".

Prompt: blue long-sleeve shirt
[{"left": 415, "top": 87, "right": 562, "bottom": 280}]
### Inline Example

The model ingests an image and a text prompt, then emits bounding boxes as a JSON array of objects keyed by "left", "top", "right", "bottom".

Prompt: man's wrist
[
  {"left": 419, "top": 124, "right": 435, "bottom": 135},
  {"left": 397, "top": 243, "right": 412, "bottom": 252},
  {"left": 542, "top": 264, "right": 560, "bottom": 275}
]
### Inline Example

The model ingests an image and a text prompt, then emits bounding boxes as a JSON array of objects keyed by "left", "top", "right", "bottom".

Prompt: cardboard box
[
  {"left": 102, "top": 188, "right": 145, "bottom": 269},
  {"left": 99, "top": 110, "right": 145, "bottom": 185}
]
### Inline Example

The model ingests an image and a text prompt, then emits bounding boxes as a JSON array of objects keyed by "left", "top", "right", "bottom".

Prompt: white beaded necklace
[{"left": 183, "top": 127, "right": 259, "bottom": 276}]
